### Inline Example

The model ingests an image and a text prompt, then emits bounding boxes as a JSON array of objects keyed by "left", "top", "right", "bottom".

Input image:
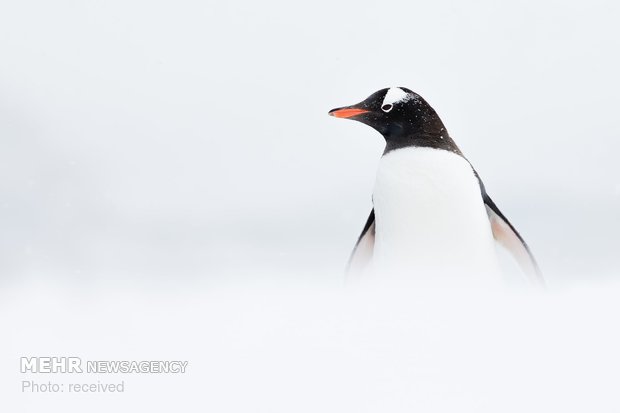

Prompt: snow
[{"left": 3, "top": 280, "right": 620, "bottom": 412}]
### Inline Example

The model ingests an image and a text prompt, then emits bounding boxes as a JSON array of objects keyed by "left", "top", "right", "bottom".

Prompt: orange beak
[{"left": 328, "top": 107, "right": 369, "bottom": 118}]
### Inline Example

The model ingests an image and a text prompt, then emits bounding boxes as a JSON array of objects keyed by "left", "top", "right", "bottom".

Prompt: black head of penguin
[{"left": 329, "top": 87, "right": 462, "bottom": 155}]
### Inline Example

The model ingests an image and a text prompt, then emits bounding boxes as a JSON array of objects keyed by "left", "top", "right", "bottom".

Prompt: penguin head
[{"left": 329, "top": 87, "right": 448, "bottom": 147}]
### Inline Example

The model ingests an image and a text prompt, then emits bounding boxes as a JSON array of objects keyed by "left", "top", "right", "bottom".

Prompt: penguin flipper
[
  {"left": 472, "top": 172, "right": 543, "bottom": 284},
  {"left": 482, "top": 194, "right": 544, "bottom": 285},
  {"left": 346, "top": 209, "right": 375, "bottom": 275}
]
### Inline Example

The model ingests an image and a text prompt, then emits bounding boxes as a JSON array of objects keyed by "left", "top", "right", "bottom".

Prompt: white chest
[{"left": 372, "top": 147, "right": 498, "bottom": 278}]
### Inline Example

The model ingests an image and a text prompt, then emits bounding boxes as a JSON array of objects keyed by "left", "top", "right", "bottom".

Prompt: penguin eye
[{"left": 381, "top": 104, "right": 393, "bottom": 113}]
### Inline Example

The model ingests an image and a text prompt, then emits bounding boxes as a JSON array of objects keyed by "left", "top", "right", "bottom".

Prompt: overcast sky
[{"left": 1, "top": 0, "right": 619, "bottom": 286}]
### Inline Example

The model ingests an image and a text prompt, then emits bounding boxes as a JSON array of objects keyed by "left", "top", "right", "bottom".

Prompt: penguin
[{"left": 329, "top": 87, "right": 543, "bottom": 285}]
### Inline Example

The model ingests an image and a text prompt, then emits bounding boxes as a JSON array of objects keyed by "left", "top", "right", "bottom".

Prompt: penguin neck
[{"left": 381, "top": 114, "right": 462, "bottom": 156}]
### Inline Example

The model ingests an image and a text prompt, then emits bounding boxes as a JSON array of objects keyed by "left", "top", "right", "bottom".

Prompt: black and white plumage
[{"left": 329, "top": 87, "right": 543, "bottom": 285}]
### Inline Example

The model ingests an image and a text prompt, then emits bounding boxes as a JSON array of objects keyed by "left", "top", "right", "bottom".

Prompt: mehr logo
[
  {"left": 20, "top": 357, "right": 189, "bottom": 374},
  {"left": 21, "top": 357, "right": 82, "bottom": 373}
]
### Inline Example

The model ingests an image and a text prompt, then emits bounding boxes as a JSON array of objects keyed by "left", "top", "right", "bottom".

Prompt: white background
[{"left": 1, "top": 0, "right": 619, "bottom": 411}]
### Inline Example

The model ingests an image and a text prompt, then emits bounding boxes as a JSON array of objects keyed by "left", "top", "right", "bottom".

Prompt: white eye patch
[{"left": 382, "top": 87, "right": 412, "bottom": 111}]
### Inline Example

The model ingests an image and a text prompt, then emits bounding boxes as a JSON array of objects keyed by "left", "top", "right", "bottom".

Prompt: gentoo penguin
[{"left": 329, "top": 87, "right": 543, "bottom": 285}]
